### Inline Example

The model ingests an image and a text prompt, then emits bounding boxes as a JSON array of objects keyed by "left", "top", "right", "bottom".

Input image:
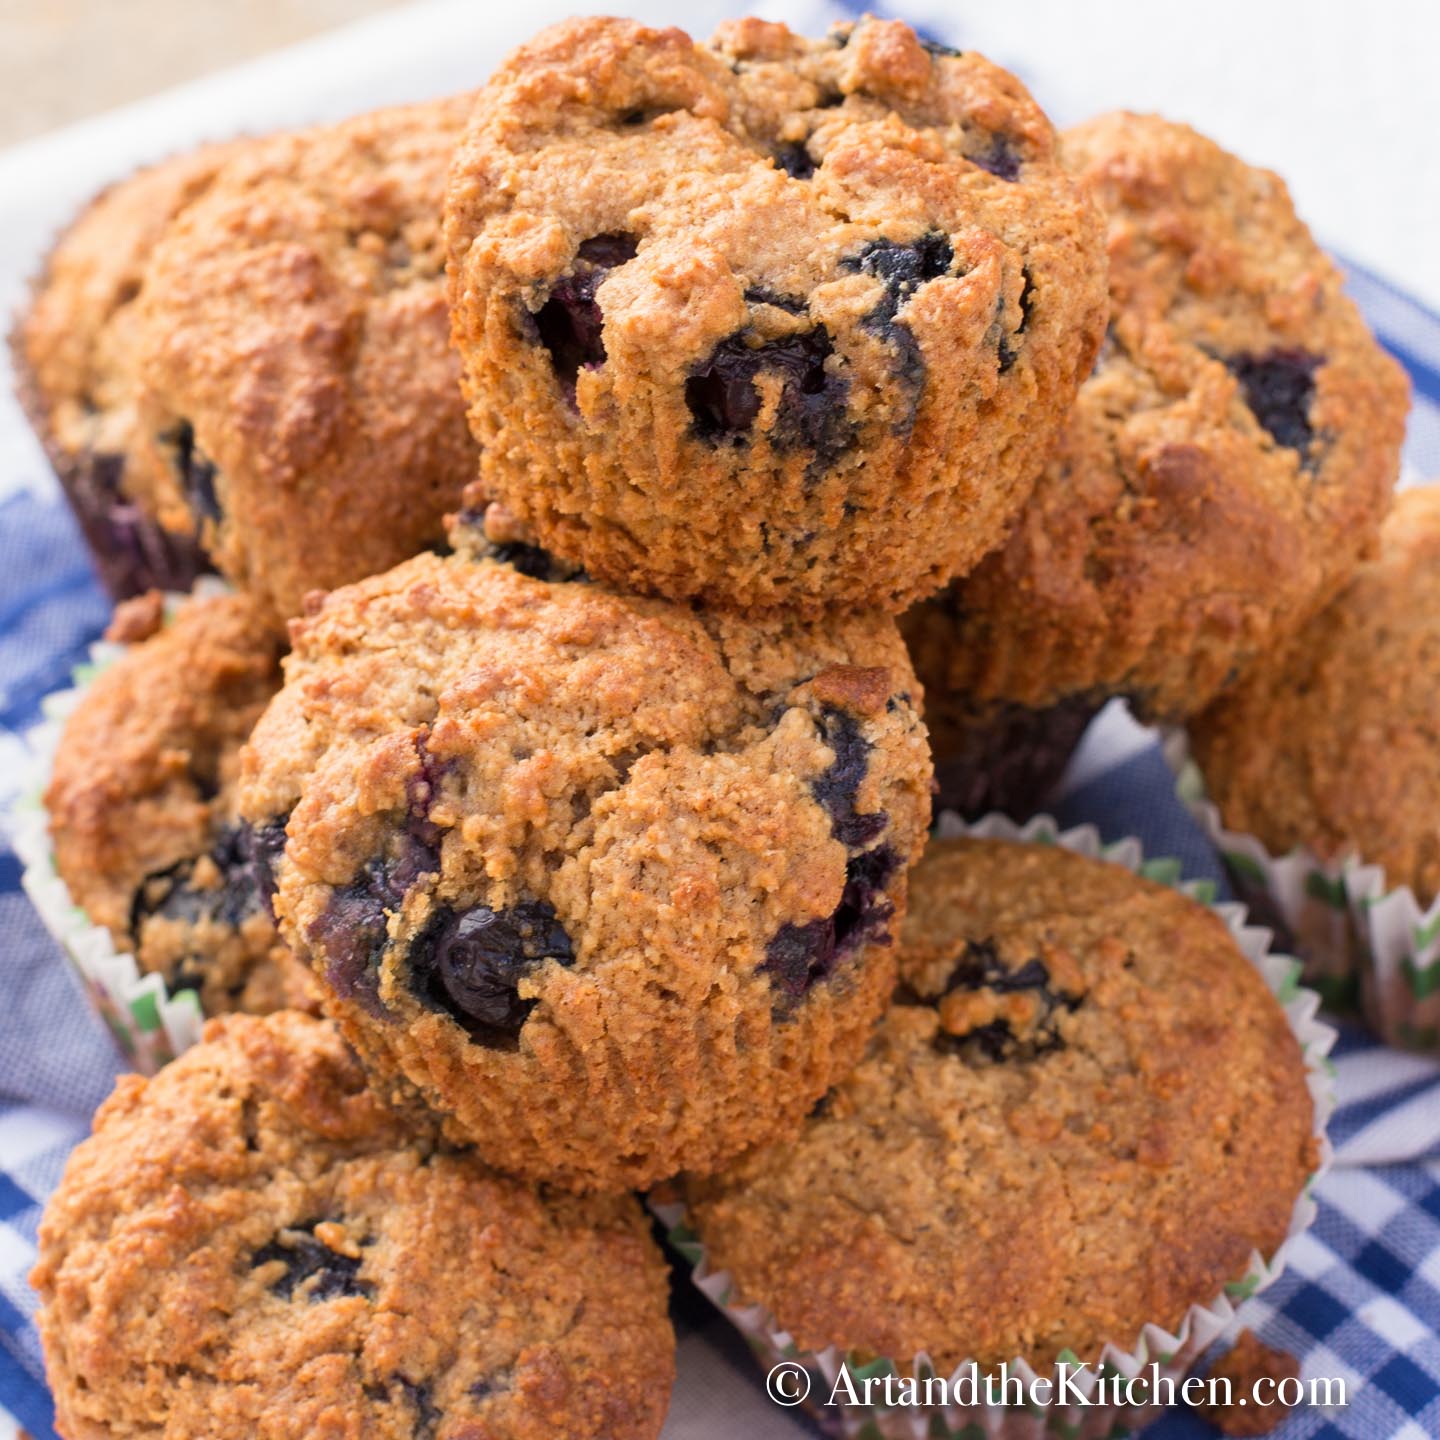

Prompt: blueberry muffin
[
  {"left": 445, "top": 15, "right": 1107, "bottom": 615},
  {"left": 106, "top": 95, "right": 475, "bottom": 627},
  {"left": 45, "top": 590, "right": 315, "bottom": 1016},
  {"left": 1191, "top": 486, "right": 1440, "bottom": 906},
  {"left": 684, "top": 837, "right": 1318, "bottom": 1370},
  {"left": 904, "top": 112, "right": 1409, "bottom": 817},
  {"left": 12, "top": 144, "right": 238, "bottom": 599},
  {"left": 239, "top": 546, "right": 932, "bottom": 1191},
  {"left": 33, "top": 1011, "right": 675, "bottom": 1440}
]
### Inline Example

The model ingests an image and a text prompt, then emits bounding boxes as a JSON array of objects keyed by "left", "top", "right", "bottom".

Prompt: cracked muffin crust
[
  {"left": 904, "top": 112, "right": 1409, "bottom": 816},
  {"left": 12, "top": 144, "right": 239, "bottom": 599},
  {"left": 126, "top": 94, "right": 479, "bottom": 627},
  {"left": 45, "top": 590, "right": 315, "bottom": 1017},
  {"left": 32, "top": 1011, "right": 675, "bottom": 1440},
  {"left": 1191, "top": 486, "right": 1440, "bottom": 906},
  {"left": 684, "top": 837, "right": 1317, "bottom": 1370},
  {"left": 445, "top": 14, "right": 1107, "bottom": 615},
  {"left": 239, "top": 547, "right": 931, "bottom": 1191}
]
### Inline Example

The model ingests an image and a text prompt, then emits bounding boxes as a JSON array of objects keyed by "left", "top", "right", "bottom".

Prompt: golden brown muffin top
[
  {"left": 44, "top": 591, "right": 316, "bottom": 1015},
  {"left": 238, "top": 548, "right": 931, "bottom": 1190},
  {"left": 907, "top": 111, "right": 1409, "bottom": 721},
  {"left": 686, "top": 837, "right": 1317, "bottom": 1370},
  {"left": 445, "top": 14, "right": 1105, "bottom": 614},
  {"left": 13, "top": 143, "right": 240, "bottom": 474},
  {"left": 33, "top": 1012, "right": 675, "bottom": 1440},
  {"left": 1192, "top": 485, "right": 1440, "bottom": 903},
  {"left": 47, "top": 591, "right": 282, "bottom": 944},
  {"left": 129, "top": 94, "right": 478, "bottom": 626}
]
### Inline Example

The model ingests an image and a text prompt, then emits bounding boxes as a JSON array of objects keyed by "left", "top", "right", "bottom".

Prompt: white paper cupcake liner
[
  {"left": 655, "top": 811, "right": 1337, "bottom": 1440},
  {"left": 2, "top": 581, "right": 231, "bottom": 1073},
  {"left": 1165, "top": 729, "right": 1440, "bottom": 1051}
]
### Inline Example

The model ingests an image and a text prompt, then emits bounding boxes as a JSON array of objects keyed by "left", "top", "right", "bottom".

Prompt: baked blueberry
[
  {"left": 686, "top": 327, "right": 852, "bottom": 468},
  {"left": 252, "top": 1222, "right": 373, "bottom": 1302},
  {"left": 160, "top": 418, "right": 222, "bottom": 525},
  {"left": 972, "top": 134, "right": 1021, "bottom": 181},
  {"left": 929, "top": 937, "right": 1084, "bottom": 1060},
  {"left": 409, "top": 900, "right": 575, "bottom": 1044},
  {"left": 809, "top": 707, "right": 888, "bottom": 847},
  {"left": 763, "top": 846, "right": 898, "bottom": 1002},
  {"left": 534, "top": 233, "right": 640, "bottom": 405},
  {"left": 1226, "top": 348, "right": 1320, "bottom": 453}
]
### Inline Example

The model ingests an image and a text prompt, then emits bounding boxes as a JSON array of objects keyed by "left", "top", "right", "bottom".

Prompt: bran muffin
[
  {"left": 45, "top": 590, "right": 314, "bottom": 1017},
  {"left": 684, "top": 837, "right": 1318, "bottom": 1371},
  {"left": 32, "top": 1011, "right": 675, "bottom": 1440},
  {"left": 12, "top": 144, "right": 239, "bottom": 598},
  {"left": 445, "top": 14, "right": 1107, "bottom": 615},
  {"left": 127, "top": 94, "right": 479, "bottom": 627},
  {"left": 1191, "top": 486, "right": 1440, "bottom": 908},
  {"left": 904, "top": 112, "right": 1409, "bottom": 817},
  {"left": 239, "top": 547, "right": 932, "bottom": 1192}
]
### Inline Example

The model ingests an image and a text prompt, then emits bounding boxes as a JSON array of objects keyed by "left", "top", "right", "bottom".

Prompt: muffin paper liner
[
  {"left": 2, "top": 582, "right": 231, "bottom": 1073},
  {"left": 654, "top": 811, "right": 1337, "bottom": 1440},
  {"left": 1165, "top": 729, "right": 1440, "bottom": 1051}
]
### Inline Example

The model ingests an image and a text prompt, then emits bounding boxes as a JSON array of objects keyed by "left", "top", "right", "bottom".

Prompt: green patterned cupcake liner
[
  {"left": 655, "top": 812, "right": 1336, "bottom": 1440},
  {"left": 1166, "top": 729, "right": 1440, "bottom": 1052},
  {"left": 3, "top": 582, "right": 232, "bottom": 1074}
]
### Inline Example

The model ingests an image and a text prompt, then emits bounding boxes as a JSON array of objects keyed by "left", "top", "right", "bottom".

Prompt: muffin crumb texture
[
  {"left": 904, "top": 111, "right": 1409, "bottom": 816},
  {"left": 445, "top": 14, "right": 1107, "bottom": 613},
  {"left": 1192, "top": 486, "right": 1440, "bottom": 906},
  {"left": 240, "top": 550, "right": 932, "bottom": 1190},
  {"left": 31, "top": 1012, "right": 676, "bottom": 1440},
  {"left": 686, "top": 838, "right": 1317, "bottom": 1371},
  {"left": 45, "top": 591, "right": 314, "bottom": 1017}
]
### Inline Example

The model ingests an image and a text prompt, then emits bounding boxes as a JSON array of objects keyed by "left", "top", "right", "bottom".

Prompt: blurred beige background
[{"left": 0, "top": 0, "right": 404, "bottom": 143}]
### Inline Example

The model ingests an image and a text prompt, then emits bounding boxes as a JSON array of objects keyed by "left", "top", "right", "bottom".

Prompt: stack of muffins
[{"left": 11, "top": 13, "right": 1406, "bottom": 1439}]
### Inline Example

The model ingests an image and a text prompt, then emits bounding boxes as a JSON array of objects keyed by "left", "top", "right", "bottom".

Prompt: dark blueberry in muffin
[
  {"left": 252, "top": 1221, "right": 373, "bottom": 1301},
  {"left": 1226, "top": 348, "right": 1321, "bottom": 453},
  {"left": 931, "top": 937, "right": 1084, "bottom": 1061},
  {"left": 842, "top": 234, "right": 955, "bottom": 322},
  {"left": 773, "top": 141, "right": 816, "bottom": 179},
  {"left": 309, "top": 872, "right": 394, "bottom": 1016},
  {"left": 997, "top": 268, "right": 1034, "bottom": 373},
  {"left": 842, "top": 234, "right": 954, "bottom": 422},
  {"left": 65, "top": 450, "right": 211, "bottom": 599},
  {"left": 159, "top": 418, "right": 222, "bottom": 525},
  {"left": 971, "top": 134, "right": 1021, "bottom": 182},
  {"left": 242, "top": 816, "right": 290, "bottom": 917},
  {"left": 490, "top": 539, "right": 562, "bottom": 581},
  {"left": 919, "top": 36, "right": 963, "bottom": 59},
  {"left": 810, "top": 707, "right": 887, "bottom": 848},
  {"left": 744, "top": 287, "right": 809, "bottom": 314},
  {"left": 408, "top": 899, "right": 575, "bottom": 1046},
  {"left": 396, "top": 1379, "right": 441, "bottom": 1439},
  {"left": 130, "top": 824, "right": 258, "bottom": 938},
  {"left": 686, "top": 327, "right": 852, "bottom": 466},
  {"left": 763, "top": 845, "right": 899, "bottom": 1001},
  {"left": 309, "top": 836, "right": 440, "bottom": 1017},
  {"left": 534, "top": 233, "right": 639, "bottom": 405}
]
